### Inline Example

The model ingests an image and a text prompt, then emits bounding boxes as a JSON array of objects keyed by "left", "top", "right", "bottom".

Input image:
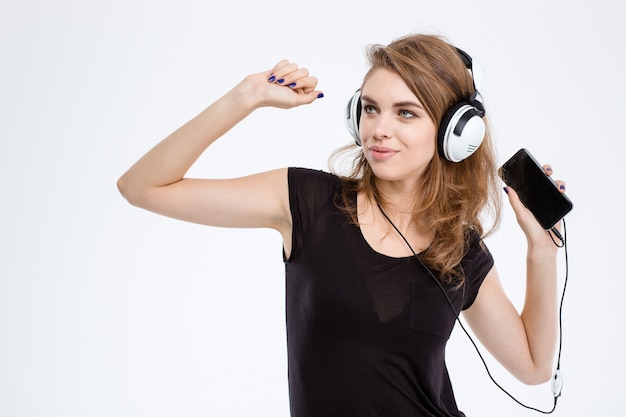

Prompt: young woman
[{"left": 118, "top": 33, "right": 566, "bottom": 416}]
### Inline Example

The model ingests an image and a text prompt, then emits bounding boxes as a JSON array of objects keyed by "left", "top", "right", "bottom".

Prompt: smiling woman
[
  {"left": 117, "top": 33, "right": 568, "bottom": 417},
  {"left": 359, "top": 68, "right": 438, "bottom": 184},
  {"left": 336, "top": 36, "right": 500, "bottom": 279}
]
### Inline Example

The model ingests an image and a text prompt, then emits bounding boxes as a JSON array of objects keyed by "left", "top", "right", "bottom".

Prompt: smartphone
[{"left": 498, "top": 148, "right": 573, "bottom": 229}]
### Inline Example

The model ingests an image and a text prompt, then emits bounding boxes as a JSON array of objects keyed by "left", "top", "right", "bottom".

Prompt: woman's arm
[
  {"left": 117, "top": 60, "right": 323, "bottom": 250},
  {"left": 463, "top": 167, "right": 566, "bottom": 385}
]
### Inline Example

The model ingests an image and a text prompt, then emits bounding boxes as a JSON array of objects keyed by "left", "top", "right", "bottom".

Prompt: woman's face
[{"left": 359, "top": 68, "right": 437, "bottom": 189}]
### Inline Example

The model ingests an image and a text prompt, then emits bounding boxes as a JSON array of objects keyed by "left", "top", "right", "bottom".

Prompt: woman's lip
[{"left": 368, "top": 146, "right": 399, "bottom": 160}]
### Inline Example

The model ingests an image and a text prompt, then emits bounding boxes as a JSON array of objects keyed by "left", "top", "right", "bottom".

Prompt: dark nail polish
[
  {"left": 268, "top": 75, "right": 276, "bottom": 83},
  {"left": 559, "top": 184, "right": 565, "bottom": 191},
  {"left": 288, "top": 82, "right": 297, "bottom": 88},
  {"left": 277, "top": 78, "right": 284, "bottom": 84},
  {"left": 317, "top": 93, "right": 324, "bottom": 98},
  {"left": 503, "top": 186, "right": 509, "bottom": 194}
]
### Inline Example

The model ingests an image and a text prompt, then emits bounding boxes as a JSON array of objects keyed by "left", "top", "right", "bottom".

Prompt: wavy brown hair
[{"left": 330, "top": 33, "right": 502, "bottom": 286}]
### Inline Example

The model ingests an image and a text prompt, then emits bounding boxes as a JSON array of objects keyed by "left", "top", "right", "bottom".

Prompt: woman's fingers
[
  {"left": 268, "top": 61, "right": 317, "bottom": 91},
  {"left": 543, "top": 164, "right": 566, "bottom": 193},
  {"left": 262, "top": 60, "right": 323, "bottom": 106}
]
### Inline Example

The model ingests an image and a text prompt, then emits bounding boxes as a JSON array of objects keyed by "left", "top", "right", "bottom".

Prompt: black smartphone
[{"left": 498, "top": 148, "right": 573, "bottom": 229}]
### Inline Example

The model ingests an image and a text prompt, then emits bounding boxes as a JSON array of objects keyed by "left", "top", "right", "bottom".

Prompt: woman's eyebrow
[{"left": 360, "top": 95, "right": 424, "bottom": 110}]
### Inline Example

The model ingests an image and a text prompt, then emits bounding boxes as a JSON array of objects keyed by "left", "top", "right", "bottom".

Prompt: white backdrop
[{"left": 1, "top": 0, "right": 624, "bottom": 416}]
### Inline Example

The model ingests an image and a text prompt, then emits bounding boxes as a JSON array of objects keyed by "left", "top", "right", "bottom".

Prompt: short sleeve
[
  {"left": 287, "top": 167, "right": 340, "bottom": 262},
  {"left": 461, "top": 231, "right": 494, "bottom": 310}
]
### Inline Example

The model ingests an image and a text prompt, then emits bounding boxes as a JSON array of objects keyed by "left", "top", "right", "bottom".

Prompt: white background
[{"left": 1, "top": 0, "right": 624, "bottom": 416}]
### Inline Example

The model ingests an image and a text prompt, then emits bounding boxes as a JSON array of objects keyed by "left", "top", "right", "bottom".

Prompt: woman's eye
[
  {"left": 363, "top": 105, "right": 377, "bottom": 114},
  {"left": 399, "top": 109, "right": 415, "bottom": 118}
]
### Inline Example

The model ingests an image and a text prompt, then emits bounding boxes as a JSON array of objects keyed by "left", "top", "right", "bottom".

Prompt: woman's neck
[{"left": 357, "top": 191, "right": 432, "bottom": 257}]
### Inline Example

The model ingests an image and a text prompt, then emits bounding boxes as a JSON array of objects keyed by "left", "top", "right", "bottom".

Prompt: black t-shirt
[{"left": 285, "top": 167, "right": 494, "bottom": 417}]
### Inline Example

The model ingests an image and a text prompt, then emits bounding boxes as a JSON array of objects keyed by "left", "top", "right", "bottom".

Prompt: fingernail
[
  {"left": 288, "top": 82, "right": 297, "bottom": 88},
  {"left": 317, "top": 93, "right": 324, "bottom": 99},
  {"left": 268, "top": 75, "right": 276, "bottom": 83},
  {"left": 277, "top": 78, "right": 285, "bottom": 84},
  {"left": 503, "top": 186, "right": 509, "bottom": 194},
  {"left": 559, "top": 184, "right": 565, "bottom": 191}
]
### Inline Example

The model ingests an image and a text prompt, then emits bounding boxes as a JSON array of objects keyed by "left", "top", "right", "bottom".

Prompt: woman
[{"left": 118, "top": 33, "right": 565, "bottom": 416}]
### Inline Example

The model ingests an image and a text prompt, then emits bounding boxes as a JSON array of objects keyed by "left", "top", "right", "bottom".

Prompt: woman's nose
[{"left": 371, "top": 114, "right": 392, "bottom": 140}]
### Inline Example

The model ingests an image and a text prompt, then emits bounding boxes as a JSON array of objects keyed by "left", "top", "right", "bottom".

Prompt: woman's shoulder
[
  {"left": 289, "top": 167, "right": 338, "bottom": 181},
  {"left": 463, "top": 227, "right": 492, "bottom": 258},
  {"left": 462, "top": 227, "right": 494, "bottom": 276},
  {"left": 288, "top": 167, "right": 343, "bottom": 193}
]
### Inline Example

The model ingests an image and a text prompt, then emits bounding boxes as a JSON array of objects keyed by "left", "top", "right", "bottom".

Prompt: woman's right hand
[{"left": 242, "top": 59, "right": 324, "bottom": 110}]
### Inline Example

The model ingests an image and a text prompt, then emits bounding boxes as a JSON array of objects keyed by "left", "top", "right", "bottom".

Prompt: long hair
[{"left": 330, "top": 33, "right": 502, "bottom": 286}]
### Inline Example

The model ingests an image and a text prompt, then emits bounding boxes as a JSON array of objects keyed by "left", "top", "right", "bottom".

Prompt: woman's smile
[{"left": 368, "top": 145, "right": 399, "bottom": 160}]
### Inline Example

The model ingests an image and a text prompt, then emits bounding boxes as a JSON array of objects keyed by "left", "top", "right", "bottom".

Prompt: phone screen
[{"left": 498, "top": 148, "right": 573, "bottom": 229}]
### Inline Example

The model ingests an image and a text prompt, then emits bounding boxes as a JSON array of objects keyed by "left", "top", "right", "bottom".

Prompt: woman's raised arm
[{"left": 117, "top": 60, "right": 323, "bottom": 246}]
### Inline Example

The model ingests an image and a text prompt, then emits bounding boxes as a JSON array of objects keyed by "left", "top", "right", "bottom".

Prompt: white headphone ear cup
[
  {"left": 437, "top": 102, "right": 486, "bottom": 162},
  {"left": 345, "top": 90, "right": 362, "bottom": 145}
]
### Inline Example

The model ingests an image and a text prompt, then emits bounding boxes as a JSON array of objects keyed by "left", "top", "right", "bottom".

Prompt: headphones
[{"left": 344, "top": 47, "right": 486, "bottom": 163}]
